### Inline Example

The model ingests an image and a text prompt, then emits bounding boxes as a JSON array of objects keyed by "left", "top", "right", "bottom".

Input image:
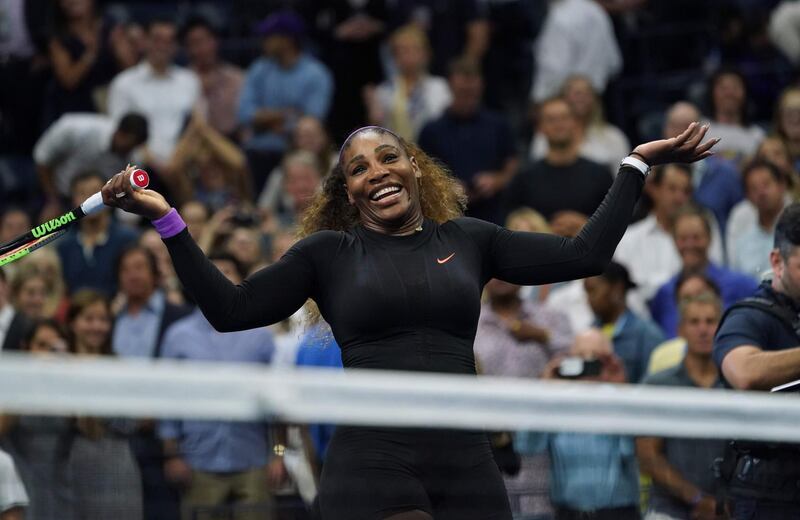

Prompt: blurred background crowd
[{"left": 1, "top": 0, "right": 799, "bottom": 519}]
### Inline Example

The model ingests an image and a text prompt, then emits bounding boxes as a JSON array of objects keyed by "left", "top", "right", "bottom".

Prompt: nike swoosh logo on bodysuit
[{"left": 437, "top": 252, "right": 456, "bottom": 264}]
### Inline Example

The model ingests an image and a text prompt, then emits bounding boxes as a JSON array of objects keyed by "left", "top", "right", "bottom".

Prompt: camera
[{"left": 557, "top": 357, "right": 603, "bottom": 379}]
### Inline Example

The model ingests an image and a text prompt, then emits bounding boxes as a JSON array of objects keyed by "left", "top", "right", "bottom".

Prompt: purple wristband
[{"left": 152, "top": 208, "right": 186, "bottom": 238}]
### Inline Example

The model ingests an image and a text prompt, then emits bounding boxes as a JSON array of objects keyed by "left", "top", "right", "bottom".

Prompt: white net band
[{"left": 1, "top": 353, "right": 797, "bottom": 442}]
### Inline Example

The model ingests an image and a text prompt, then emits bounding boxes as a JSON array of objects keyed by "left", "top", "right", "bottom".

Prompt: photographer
[
  {"left": 713, "top": 202, "right": 800, "bottom": 518},
  {"left": 515, "top": 329, "right": 640, "bottom": 520}
]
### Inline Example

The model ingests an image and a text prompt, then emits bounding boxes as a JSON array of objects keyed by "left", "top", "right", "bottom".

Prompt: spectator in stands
[
  {"left": 0, "top": 209, "right": 30, "bottom": 246},
  {"left": 293, "top": 324, "right": 342, "bottom": 470},
  {"left": 107, "top": 18, "right": 201, "bottom": 168},
  {"left": 584, "top": 261, "right": 664, "bottom": 383},
  {"left": 650, "top": 206, "right": 758, "bottom": 338},
  {"left": 308, "top": 2, "right": 387, "bottom": 142},
  {"left": 66, "top": 290, "right": 142, "bottom": 520},
  {"left": 769, "top": 1, "right": 800, "bottom": 66},
  {"left": 505, "top": 97, "right": 611, "bottom": 222},
  {"left": 112, "top": 244, "right": 191, "bottom": 358},
  {"left": 34, "top": 112, "right": 148, "bottom": 215},
  {"left": 389, "top": 0, "right": 489, "bottom": 78},
  {"left": 238, "top": 10, "right": 333, "bottom": 193},
  {"left": 0, "top": 447, "right": 28, "bottom": 520},
  {"left": 257, "top": 116, "right": 336, "bottom": 211},
  {"left": 705, "top": 68, "right": 765, "bottom": 165},
  {"left": 44, "top": 0, "right": 137, "bottom": 125},
  {"left": 8, "top": 264, "right": 48, "bottom": 320},
  {"left": 647, "top": 272, "right": 722, "bottom": 376},
  {"left": 162, "top": 112, "right": 252, "bottom": 210},
  {"left": 178, "top": 201, "right": 209, "bottom": 244},
  {"left": 139, "top": 229, "right": 184, "bottom": 306},
  {"left": 638, "top": 293, "right": 727, "bottom": 520},
  {"left": 774, "top": 86, "right": 800, "bottom": 172},
  {"left": 264, "top": 151, "right": 323, "bottom": 228},
  {"left": 615, "top": 164, "right": 724, "bottom": 307},
  {"left": 0, "top": 269, "right": 30, "bottom": 353},
  {"left": 474, "top": 278, "right": 573, "bottom": 519},
  {"left": 365, "top": 24, "right": 450, "bottom": 141},
  {"left": 756, "top": 135, "right": 800, "bottom": 194},
  {"left": 56, "top": 172, "right": 138, "bottom": 296},
  {"left": 15, "top": 250, "right": 69, "bottom": 322},
  {"left": 531, "top": 0, "right": 622, "bottom": 103},
  {"left": 0, "top": 320, "right": 74, "bottom": 520},
  {"left": 224, "top": 226, "right": 266, "bottom": 275},
  {"left": 663, "top": 101, "right": 743, "bottom": 233},
  {"left": 0, "top": 208, "right": 31, "bottom": 279},
  {"left": 159, "top": 252, "right": 276, "bottom": 520},
  {"left": 516, "top": 329, "right": 640, "bottom": 520},
  {"left": 418, "top": 57, "right": 517, "bottom": 223},
  {"left": 111, "top": 244, "right": 191, "bottom": 520},
  {"left": 530, "top": 75, "right": 630, "bottom": 176},
  {"left": 181, "top": 16, "right": 243, "bottom": 139},
  {"left": 729, "top": 161, "right": 790, "bottom": 279}
]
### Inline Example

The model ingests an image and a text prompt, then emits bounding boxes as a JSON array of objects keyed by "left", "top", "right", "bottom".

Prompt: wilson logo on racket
[{"left": 31, "top": 212, "right": 76, "bottom": 238}]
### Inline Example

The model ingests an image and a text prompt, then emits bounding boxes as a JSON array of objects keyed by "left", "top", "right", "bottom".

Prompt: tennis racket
[{"left": 0, "top": 169, "right": 150, "bottom": 267}]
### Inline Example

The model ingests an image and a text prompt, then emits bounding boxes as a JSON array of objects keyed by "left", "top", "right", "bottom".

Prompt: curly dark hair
[{"left": 298, "top": 127, "right": 467, "bottom": 237}]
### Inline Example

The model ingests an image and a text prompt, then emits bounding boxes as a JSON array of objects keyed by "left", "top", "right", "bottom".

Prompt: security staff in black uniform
[{"left": 714, "top": 202, "right": 800, "bottom": 519}]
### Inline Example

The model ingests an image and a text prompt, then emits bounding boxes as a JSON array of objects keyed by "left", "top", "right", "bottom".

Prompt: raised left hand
[{"left": 632, "top": 122, "right": 719, "bottom": 166}]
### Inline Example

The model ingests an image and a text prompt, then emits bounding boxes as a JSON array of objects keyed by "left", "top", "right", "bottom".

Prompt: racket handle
[{"left": 81, "top": 169, "right": 150, "bottom": 215}]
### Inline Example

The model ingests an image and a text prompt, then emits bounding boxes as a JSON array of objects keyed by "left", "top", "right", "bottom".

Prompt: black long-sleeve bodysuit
[{"left": 163, "top": 166, "right": 644, "bottom": 519}]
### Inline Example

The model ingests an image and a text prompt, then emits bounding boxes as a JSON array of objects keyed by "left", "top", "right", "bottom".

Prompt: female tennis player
[{"left": 103, "top": 122, "right": 717, "bottom": 520}]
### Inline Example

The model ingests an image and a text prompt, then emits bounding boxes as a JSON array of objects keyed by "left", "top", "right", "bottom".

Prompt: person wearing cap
[
  {"left": 649, "top": 205, "right": 758, "bottom": 339},
  {"left": 584, "top": 261, "right": 665, "bottom": 383},
  {"left": 238, "top": 10, "right": 333, "bottom": 194}
]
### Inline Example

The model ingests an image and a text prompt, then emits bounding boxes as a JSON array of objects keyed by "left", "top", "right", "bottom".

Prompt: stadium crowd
[{"left": 0, "top": 0, "right": 799, "bottom": 519}]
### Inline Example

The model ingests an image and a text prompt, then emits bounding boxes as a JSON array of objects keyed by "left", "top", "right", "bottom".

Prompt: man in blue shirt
[
  {"left": 238, "top": 11, "right": 333, "bottom": 193},
  {"left": 515, "top": 330, "right": 640, "bottom": 520},
  {"left": 56, "top": 172, "right": 138, "bottom": 296},
  {"left": 714, "top": 203, "right": 800, "bottom": 518},
  {"left": 584, "top": 262, "right": 665, "bottom": 383},
  {"left": 650, "top": 205, "right": 758, "bottom": 338},
  {"left": 159, "top": 252, "right": 277, "bottom": 520},
  {"left": 112, "top": 244, "right": 192, "bottom": 520}
]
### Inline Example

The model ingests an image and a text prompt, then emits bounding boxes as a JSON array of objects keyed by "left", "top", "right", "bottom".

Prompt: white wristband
[{"left": 620, "top": 156, "right": 650, "bottom": 177}]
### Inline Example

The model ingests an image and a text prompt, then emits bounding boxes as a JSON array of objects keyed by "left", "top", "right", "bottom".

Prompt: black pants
[
  {"left": 731, "top": 497, "right": 800, "bottom": 520},
  {"left": 318, "top": 426, "right": 512, "bottom": 520},
  {"left": 554, "top": 505, "right": 639, "bottom": 520}
]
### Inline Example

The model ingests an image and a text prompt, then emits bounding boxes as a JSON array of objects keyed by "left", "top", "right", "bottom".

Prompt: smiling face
[
  {"left": 71, "top": 301, "right": 111, "bottom": 355},
  {"left": 341, "top": 129, "right": 423, "bottom": 232}
]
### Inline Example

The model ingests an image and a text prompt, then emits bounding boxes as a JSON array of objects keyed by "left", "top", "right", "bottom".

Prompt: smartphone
[{"left": 557, "top": 357, "right": 603, "bottom": 380}]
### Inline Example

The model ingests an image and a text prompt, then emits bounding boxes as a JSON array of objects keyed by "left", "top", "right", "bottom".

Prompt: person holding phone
[{"left": 518, "top": 330, "right": 639, "bottom": 520}]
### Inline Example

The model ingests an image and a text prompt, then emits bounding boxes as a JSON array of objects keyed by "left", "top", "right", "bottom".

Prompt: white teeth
[{"left": 371, "top": 186, "right": 401, "bottom": 201}]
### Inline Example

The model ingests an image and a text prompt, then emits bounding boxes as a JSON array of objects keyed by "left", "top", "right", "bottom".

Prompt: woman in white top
[
  {"left": 364, "top": 24, "right": 451, "bottom": 141},
  {"left": 530, "top": 75, "right": 630, "bottom": 175},
  {"left": 705, "top": 68, "right": 765, "bottom": 165}
]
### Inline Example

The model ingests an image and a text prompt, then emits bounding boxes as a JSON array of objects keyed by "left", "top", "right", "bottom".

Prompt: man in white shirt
[
  {"left": 34, "top": 112, "right": 148, "bottom": 205},
  {"left": 728, "top": 161, "right": 790, "bottom": 279},
  {"left": 614, "top": 164, "right": 724, "bottom": 309},
  {"left": 107, "top": 18, "right": 201, "bottom": 166},
  {"left": 531, "top": 0, "right": 622, "bottom": 102}
]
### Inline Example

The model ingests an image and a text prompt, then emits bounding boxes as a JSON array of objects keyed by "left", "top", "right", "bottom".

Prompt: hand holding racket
[
  {"left": 101, "top": 164, "right": 170, "bottom": 220},
  {"left": 0, "top": 166, "right": 157, "bottom": 267}
]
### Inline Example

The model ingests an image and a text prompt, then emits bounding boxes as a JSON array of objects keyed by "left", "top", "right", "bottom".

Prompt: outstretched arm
[
  {"left": 476, "top": 123, "right": 719, "bottom": 285},
  {"left": 102, "top": 168, "right": 315, "bottom": 332}
]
